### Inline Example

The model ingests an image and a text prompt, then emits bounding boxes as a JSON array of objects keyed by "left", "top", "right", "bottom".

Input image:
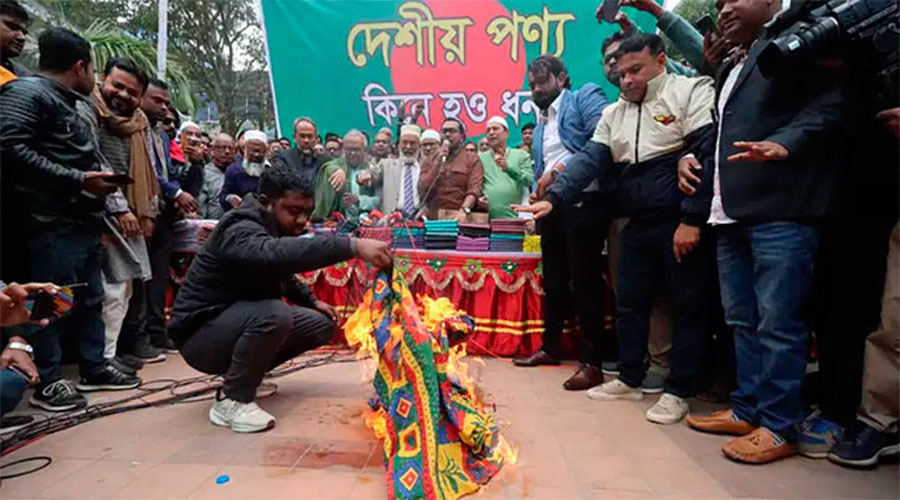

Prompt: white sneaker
[
  {"left": 646, "top": 393, "right": 689, "bottom": 425},
  {"left": 209, "top": 396, "right": 276, "bottom": 433},
  {"left": 587, "top": 379, "right": 643, "bottom": 401}
]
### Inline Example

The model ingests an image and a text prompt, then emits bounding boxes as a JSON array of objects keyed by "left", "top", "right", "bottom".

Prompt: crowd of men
[{"left": 0, "top": 0, "right": 898, "bottom": 471}]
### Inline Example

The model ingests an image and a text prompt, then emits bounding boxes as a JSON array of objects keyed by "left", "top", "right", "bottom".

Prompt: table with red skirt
[
  {"left": 170, "top": 233, "right": 614, "bottom": 358},
  {"left": 298, "top": 249, "right": 614, "bottom": 357}
]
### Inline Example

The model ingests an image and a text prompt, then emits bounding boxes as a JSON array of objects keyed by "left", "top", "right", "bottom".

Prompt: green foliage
[
  {"left": 18, "top": 0, "right": 195, "bottom": 112},
  {"left": 661, "top": 0, "right": 717, "bottom": 63},
  {"left": 674, "top": 0, "right": 718, "bottom": 24},
  {"left": 81, "top": 19, "right": 196, "bottom": 112},
  {"left": 19, "top": 0, "right": 274, "bottom": 131}
]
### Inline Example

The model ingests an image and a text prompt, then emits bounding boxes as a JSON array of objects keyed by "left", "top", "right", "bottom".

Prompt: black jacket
[
  {"left": 711, "top": 10, "right": 847, "bottom": 222},
  {"left": 271, "top": 148, "right": 325, "bottom": 187},
  {"left": 168, "top": 194, "right": 355, "bottom": 346},
  {"left": 0, "top": 76, "right": 104, "bottom": 222}
]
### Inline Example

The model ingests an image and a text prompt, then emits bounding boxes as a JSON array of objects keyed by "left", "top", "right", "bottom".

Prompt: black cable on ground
[
  {"left": 0, "top": 351, "right": 359, "bottom": 459},
  {"left": 0, "top": 456, "right": 52, "bottom": 479}
]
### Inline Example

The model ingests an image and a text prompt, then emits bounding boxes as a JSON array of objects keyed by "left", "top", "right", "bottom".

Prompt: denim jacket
[{"left": 532, "top": 83, "right": 609, "bottom": 182}]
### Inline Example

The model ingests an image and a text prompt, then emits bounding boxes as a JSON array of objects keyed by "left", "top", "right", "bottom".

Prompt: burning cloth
[{"left": 344, "top": 271, "right": 514, "bottom": 499}]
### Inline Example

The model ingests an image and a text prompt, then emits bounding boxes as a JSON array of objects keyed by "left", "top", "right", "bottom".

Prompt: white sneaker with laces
[
  {"left": 587, "top": 379, "right": 643, "bottom": 401},
  {"left": 209, "top": 396, "right": 276, "bottom": 433},
  {"left": 646, "top": 393, "right": 689, "bottom": 424}
]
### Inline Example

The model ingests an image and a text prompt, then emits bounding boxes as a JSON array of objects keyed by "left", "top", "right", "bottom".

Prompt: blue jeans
[
  {"left": 25, "top": 223, "right": 106, "bottom": 384},
  {"left": 717, "top": 222, "right": 818, "bottom": 440},
  {"left": 1, "top": 369, "right": 28, "bottom": 415}
]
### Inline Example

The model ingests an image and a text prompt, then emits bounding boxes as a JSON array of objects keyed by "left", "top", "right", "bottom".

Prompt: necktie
[{"left": 402, "top": 164, "right": 416, "bottom": 215}]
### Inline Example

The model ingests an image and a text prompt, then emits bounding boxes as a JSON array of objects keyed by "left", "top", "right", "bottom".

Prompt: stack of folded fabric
[
  {"left": 490, "top": 219, "right": 526, "bottom": 252},
  {"left": 456, "top": 223, "right": 491, "bottom": 252},
  {"left": 392, "top": 222, "right": 425, "bottom": 250},
  {"left": 424, "top": 220, "right": 459, "bottom": 250},
  {"left": 358, "top": 226, "right": 392, "bottom": 246}
]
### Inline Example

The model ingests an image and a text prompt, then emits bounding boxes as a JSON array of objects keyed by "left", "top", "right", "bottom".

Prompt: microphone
[{"left": 440, "top": 139, "right": 450, "bottom": 163}]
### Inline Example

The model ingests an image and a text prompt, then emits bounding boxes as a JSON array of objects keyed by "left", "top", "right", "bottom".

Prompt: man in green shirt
[
  {"left": 312, "top": 130, "right": 379, "bottom": 221},
  {"left": 479, "top": 116, "right": 533, "bottom": 219}
]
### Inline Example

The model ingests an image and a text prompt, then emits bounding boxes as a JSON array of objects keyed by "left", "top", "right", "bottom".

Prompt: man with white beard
[
  {"left": 220, "top": 130, "right": 270, "bottom": 211},
  {"left": 358, "top": 124, "right": 422, "bottom": 217}
]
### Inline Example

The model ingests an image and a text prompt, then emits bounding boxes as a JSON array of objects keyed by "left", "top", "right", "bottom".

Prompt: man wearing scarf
[
  {"left": 91, "top": 58, "right": 160, "bottom": 371},
  {"left": 221, "top": 130, "right": 270, "bottom": 211}
]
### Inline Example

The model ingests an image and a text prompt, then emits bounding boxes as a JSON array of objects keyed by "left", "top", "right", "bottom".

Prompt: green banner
[{"left": 260, "top": 0, "right": 659, "bottom": 143}]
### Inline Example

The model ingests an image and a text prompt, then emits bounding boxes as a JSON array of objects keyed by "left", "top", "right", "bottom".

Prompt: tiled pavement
[{"left": 1, "top": 354, "right": 896, "bottom": 499}]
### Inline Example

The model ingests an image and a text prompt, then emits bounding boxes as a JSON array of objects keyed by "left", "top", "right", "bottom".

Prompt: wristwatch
[
  {"left": 8, "top": 342, "right": 33, "bottom": 359},
  {"left": 462, "top": 206, "right": 472, "bottom": 215}
]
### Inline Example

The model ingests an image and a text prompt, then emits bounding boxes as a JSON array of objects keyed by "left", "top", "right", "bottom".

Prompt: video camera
[{"left": 759, "top": 0, "right": 899, "bottom": 106}]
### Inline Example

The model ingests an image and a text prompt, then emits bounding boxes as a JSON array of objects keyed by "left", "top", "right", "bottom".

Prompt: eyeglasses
[{"left": 441, "top": 128, "right": 460, "bottom": 134}]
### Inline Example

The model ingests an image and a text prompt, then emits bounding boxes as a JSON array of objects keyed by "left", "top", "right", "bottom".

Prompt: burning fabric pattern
[{"left": 344, "top": 271, "right": 515, "bottom": 500}]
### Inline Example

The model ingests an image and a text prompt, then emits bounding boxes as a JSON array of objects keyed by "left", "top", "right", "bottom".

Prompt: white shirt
[
  {"left": 541, "top": 89, "right": 599, "bottom": 192},
  {"left": 396, "top": 159, "right": 420, "bottom": 210},
  {"left": 708, "top": 60, "right": 744, "bottom": 226},
  {"left": 541, "top": 89, "right": 572, "bottom": 175}
]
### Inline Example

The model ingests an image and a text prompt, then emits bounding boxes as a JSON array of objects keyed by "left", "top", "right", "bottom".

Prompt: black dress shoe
[
  {"left": 563, "top": 364, "right": 604, "bottom": 391},
  {"left": 513, "top": 350, "right": 561, "bottom": 367}
]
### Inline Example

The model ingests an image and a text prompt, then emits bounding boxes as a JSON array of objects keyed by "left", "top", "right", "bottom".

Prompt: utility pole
[{"left": 156, "top": 0, "right": 168, "bottom": 79}]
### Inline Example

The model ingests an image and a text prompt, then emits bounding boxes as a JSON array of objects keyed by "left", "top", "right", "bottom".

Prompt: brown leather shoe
[
  {"left": 686, "top": 409, "right": 757, "bottom": 436},
  {"left": 563, "top": 364, "right": 604, "bottom": 391},
  {"left": 722, "top": 427, "right": 796, "bottom": 464},
  {"left": 513, "top": 350, "right": 560, "bottom": 367}
]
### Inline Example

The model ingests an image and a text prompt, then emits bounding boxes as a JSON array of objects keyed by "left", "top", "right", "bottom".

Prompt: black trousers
[
  {"left": 812, "top": 215, "right": 892, "bottom": 425},
  {"left": 616, "top": 217, "right": 714, "bottom": 398},
  {"left": 24, "top": 223, "right": 106, "bottom": 383},
  {"left": 179, "top": 300, "right": 335, "bottom": 402},
  {"left": 537, "top": 196, "right": 612, "bottom": 367},
  {"left": 119, "top": 207, "right": 176, "bottom": 351}
]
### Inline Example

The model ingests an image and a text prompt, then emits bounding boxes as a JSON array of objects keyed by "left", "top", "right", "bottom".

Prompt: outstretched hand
[
  {"left": 727, "top": 141, "right": 789, "bottom": 163},
  {"left": 355, "top": 238, "right": 392, "bottom": 268},
  {"left": 512, "top": 201, "right": 554, "bottom": 219}
]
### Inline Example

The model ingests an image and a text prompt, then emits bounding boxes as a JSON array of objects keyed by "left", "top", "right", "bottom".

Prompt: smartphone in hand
[
  {"left": 696, "top": 15, "right": 717, "bottom": 35},
  {"left": 105, "top": 174, "right": 135, "bottom": 185},
  {"left": 26, "top": 284, "right": 82, "bottom": 320}
]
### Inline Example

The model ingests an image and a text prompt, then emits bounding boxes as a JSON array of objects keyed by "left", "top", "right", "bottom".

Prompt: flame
[
  {"left": 363, "top": 407, "right": 388, "bottom": 440},
  {"left": 496, "top": 437, "right": 519, "bottom": 466},
  {"left": 344, "top": 278, "right": 520, "bottom": 494},
  {"left": 343, "top": 290, "right": 377, "bottom": 357}
]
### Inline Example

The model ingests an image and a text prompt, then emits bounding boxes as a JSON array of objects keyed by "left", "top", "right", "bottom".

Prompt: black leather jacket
[{"left": 0, "top": 75, "right": 104, "bottom": 223}]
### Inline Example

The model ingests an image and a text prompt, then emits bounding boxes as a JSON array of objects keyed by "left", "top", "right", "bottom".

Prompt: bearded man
[
  {"left": 221, "top": 130, "right": 270, "bottom": 211},
  {"left": 359, "top": 124, "right": 422, "bottom": 216}
]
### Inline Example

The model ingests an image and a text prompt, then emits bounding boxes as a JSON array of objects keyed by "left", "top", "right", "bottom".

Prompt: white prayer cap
[
  {"left": 178, "top": 120, "right": 200, "bottom": 135},
  {"left": 421, "top": 129, "right": 441, "bottom": 142},
  {"left": 243, "top": 130, "right": 268, "bottom": 144},
  {"left": 400, "top": 124, "right": 421, "bottom": 139},
  {"left": 486, "top": 116, "right": 508, "bottom": 130}
]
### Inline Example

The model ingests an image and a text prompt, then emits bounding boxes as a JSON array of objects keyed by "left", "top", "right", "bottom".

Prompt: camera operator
[
  {"left": 681, "top": 0, "right": 848, "bottom": 465},
  {"left": 807, "top": 17, "right": 899, "bottom": 465}
]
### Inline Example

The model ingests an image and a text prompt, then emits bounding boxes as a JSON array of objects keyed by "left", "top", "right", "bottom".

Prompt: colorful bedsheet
[{"left": 344, "top": 271, "right": 514, "bottom": 499}]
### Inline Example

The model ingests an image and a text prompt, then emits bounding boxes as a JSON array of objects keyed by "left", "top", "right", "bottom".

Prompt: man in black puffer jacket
[{"left": 170, "top": 161, "right": 391, "bottom": 434}]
